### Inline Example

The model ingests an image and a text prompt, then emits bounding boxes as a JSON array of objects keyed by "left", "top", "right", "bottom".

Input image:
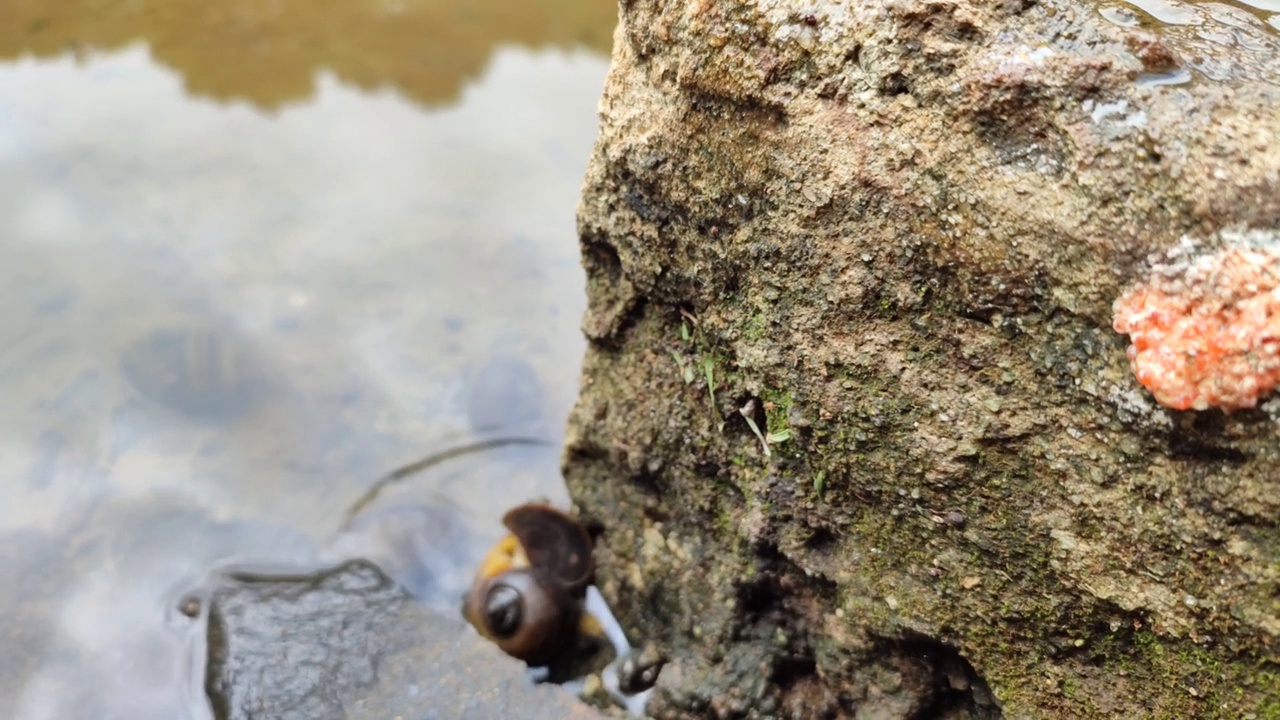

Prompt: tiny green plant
[
  {"left": 704, "top": 357, "right": 717, "bottom": 409},
  {"left": 739, "top": 401, "right": 771, "bottom": 458},
  {"left": 669, "top": 350, "right": 694, "bottom": 384}
]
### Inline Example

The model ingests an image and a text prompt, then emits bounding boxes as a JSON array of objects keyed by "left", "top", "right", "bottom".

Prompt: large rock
[{"left": 564, "top": 0, "right": 1279, "bottom": 717}]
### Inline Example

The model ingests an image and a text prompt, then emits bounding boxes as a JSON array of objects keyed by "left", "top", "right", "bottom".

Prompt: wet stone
[
  {"left": 204, "top": 560, "right": 603, "bottom": 720},
  {"left": 463, "top": 353, "right": 545, "bottom": 433},
  {"left": 121, "top": 327, "right": 267, "bottom": 424}
]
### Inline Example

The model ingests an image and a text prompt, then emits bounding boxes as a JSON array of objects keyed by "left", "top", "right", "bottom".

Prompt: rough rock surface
[
  {"left": 204, "top": 560, "right": 604, "bottom": 720},
  {"left": 563, "top": 0, "right": 1280, "bottom": 717}
]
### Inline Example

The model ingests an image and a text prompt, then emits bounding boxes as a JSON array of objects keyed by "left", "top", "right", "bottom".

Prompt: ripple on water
[
  {"left": 1236, "top": 0, "right": 1280, "bottom": 11},
  {"left": 1123, "top": 0, "right": 1202, "bottom": 24},
  {"left": 2, "top": 499, "right": 319, "bottom": 720},
  {"left": 1100, "top": 4, "right": 1143, "bottom": 25},
  {"left": 324, "top": 500, "right": 496, "bottom": 611}
]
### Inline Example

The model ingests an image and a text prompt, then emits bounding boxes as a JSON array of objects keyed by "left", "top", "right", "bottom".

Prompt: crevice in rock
[
  {"left": 581, "top": 238, "right": 647, "bottom": 345},
  {"left": 874, "top": 631, "right": 1002, "bottom": 719}
]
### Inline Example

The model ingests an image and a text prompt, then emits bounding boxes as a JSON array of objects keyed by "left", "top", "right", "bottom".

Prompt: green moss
[
  {"left": 742, "top": 312, "right": 768, "bottom": 342},
  {"left": 761, "top": 388, "right": 793, "bottom": 432}
]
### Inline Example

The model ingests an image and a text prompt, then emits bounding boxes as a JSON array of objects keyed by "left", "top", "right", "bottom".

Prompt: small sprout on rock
[
  {"left": 703, "top": 357, "right": 717, "bottom": 409},
  {"left": 739, "top": 400, "right": 771, "bottom": 457},
  {"left": 669, "top": 350, "right": 694, "bottom": 384},
  {"left": 766, "top": 428, "right": 792, "bottom": 444},
  {"left": 931, "top": 509, "right": 967, "bottom": 528}
]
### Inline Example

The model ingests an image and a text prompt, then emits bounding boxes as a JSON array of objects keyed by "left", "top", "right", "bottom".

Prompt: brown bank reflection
[{"left": 0, "top": 0, "right": 615, "bottom": 107}]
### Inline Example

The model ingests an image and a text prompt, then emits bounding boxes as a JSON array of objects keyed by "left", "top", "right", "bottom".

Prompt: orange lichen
[{"left": 1112, "top": 244, "right": 1280, "bottom": 411}]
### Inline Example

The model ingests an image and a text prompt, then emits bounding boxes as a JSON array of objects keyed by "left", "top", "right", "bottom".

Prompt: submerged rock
[
  {"left": 203, "top": 560, "right": 603, "bottom": 720},
  {"left": 564, "top": 0, "right": 1279, "bottom": 717},
  {"left": 121, "top": 326, "right": 269, "bottom": 425}
]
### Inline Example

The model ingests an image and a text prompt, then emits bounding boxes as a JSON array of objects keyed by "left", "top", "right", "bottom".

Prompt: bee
[
  {"left": 463, "top": 502, "right": 667, "bottom": 698},
  {"left": 462, "top": 503, "right": 603, "bottom": 671}
]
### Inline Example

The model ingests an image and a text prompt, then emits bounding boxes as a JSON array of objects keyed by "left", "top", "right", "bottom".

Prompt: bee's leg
[
  {"left": 614, "top": 644, "right": 665, "bottom": 695},
  {"left": 525, "top": 665, "right": 552, "bottom": 685},
  {"left": 583, "top": 586, "right": 631, "bottom": 654}
]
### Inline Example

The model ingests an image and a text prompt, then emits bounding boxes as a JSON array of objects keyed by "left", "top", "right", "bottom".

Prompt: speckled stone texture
[{"left": 563, "top": 0, "right": 1279, "bottom": 717}]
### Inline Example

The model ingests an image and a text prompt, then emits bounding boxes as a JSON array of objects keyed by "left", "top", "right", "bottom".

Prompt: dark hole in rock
[
  {"left": 634, "top": 466, "right": 665, "bottom": 497},
  {"left": 880, "top": 72, "right": 910, "bottom": 96},
  {"left": 875, "top": 631, "right": 1002, "bottom": 719},
  {"left": 1166, "top": 412, "right": 1253, "bottom": 464},
  {"left": 581, "top": 238, "right": 645, "bottom": 344},
  {"left": 694, "top": 460, "right": 722, "bottom": 478},
  {"left": 804, "top": 526, "right": 838, "bottom": 553}
]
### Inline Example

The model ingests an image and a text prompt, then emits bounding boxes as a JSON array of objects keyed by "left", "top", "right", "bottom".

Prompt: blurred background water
[{"left": 0, "top": 1, "right": 614, "bottom": 718}]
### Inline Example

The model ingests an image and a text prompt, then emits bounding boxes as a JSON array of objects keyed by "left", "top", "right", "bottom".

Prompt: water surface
[
  {"left": 1096, "top": 0, "right": 1280, "bottom": 82},
  {"left": 0, "top": 2, "right": 613, "bottom": 718}
]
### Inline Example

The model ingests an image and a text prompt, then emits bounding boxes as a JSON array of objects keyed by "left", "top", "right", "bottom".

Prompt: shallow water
[
  {"left": 1103, "top": 0, "right": 1280, "bottom": 31},
  {"left": 1095, "top": 0, "right": 1280, "bottom": 82},
  {"left": 0, "top": 2, "right": 613, "bottom": 718}
]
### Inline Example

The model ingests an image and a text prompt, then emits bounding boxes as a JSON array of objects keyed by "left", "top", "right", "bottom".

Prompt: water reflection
[
  {"left": 9, "top": 499, "right": 317, "bottom": 720},
  {"left": 0, "top": 29, "right": 607, "bottom": 720},
  {"left": 0, "top": 0, "right": 615, "bottom": 108}
]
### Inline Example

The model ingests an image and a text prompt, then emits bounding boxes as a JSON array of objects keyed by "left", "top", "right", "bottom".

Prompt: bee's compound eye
[
  {"left": 484, "top": 584, "right": 523, "bottom": 638},
  {"left": 464, "top": 568, "right": 578, "bottom": 666}
]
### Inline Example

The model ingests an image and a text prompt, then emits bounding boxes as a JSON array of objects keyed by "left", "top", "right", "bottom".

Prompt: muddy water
[{"left": 0, "top": 1, "right": 613, "bottom": 718}]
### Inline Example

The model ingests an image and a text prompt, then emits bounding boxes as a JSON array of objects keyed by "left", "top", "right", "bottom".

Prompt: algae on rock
[{"left": 563, "top": 0, "right": 1280, "bottom": 717}]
